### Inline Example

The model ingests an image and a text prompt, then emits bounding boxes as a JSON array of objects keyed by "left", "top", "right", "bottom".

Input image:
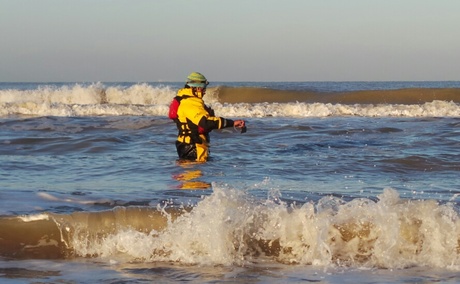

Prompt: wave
[
  {"left": 0, "top": 83, "right": 459, "bottom": 117},
  {"left": 1, "top": 188, "right": 460, "bottom": 269},
  {"left": 216, "top": 86, "right": 460, "bottom": 104}
]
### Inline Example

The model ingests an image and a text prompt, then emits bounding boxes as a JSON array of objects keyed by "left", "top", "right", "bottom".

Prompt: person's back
[{"left": 169, "top": 72, "right": 245, "bottom": 162}]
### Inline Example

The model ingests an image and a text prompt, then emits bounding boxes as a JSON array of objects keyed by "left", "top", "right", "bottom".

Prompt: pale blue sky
[{"left": 1, "top": 0, "right": 459, "bottom": 82}]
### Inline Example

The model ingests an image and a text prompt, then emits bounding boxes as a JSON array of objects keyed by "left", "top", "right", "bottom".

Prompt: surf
[
  {"left": 1, "top": 84, "right": 459, "bottom": 117},
  {"left": 2, "top": 187, "right": 460, "bottom": 269}
]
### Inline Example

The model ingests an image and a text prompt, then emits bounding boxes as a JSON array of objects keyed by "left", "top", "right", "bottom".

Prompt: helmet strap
[{"left": 192, "top": 87, "right": 203, "bottom": 98}]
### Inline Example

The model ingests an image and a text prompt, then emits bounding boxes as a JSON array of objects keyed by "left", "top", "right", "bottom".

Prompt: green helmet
[{"left": 186, "top": 72, "right": 209, "bottom": 88}]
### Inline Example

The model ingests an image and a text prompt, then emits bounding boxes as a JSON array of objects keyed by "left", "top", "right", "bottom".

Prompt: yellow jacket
[{"left": 175, "top": 88, "right": 233, "bottom": 145}]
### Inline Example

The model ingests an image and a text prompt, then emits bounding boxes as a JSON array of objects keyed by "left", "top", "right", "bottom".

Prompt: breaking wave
[
  {"left": 0, "top": 83, "right": 459, "bottom": 117},
  {"left": 2, "top": 187, "right": 460, "bottom": 270}
]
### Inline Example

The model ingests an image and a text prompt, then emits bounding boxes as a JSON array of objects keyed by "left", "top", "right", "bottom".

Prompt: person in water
[{"left": 169, "top": 72, "right": 246, "bottom": 162}]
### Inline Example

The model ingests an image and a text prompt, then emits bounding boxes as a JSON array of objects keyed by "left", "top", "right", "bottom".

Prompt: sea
[{"left": 0, "top": 81, "right": 459, "bottom": 283}]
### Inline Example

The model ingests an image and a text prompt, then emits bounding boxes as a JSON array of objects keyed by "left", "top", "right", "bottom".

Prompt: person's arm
[
  {"left": 198, "top": 116, "right": 245, "bottom": 132},
  {"left": 198, "top": 116, "right": 231, "bottom": 132},
  {"left": 183, "top": 98, "right": 244, "bottom": 132}
]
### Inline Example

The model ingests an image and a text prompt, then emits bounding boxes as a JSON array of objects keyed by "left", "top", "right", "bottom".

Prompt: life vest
[
  {"left": 168, "top": 95, "right": 207, "bottom": 135},
  {"left": 168, "top": 96, "right": 182, "bottom": 120}
]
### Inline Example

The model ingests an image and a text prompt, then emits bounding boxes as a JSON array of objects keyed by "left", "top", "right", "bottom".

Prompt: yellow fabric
[
  {"left": 176, "top": 89, "right": 210, "bottom": 126},
  {"left": 176, "top": 89, "right": 221, "bottom": 128},
  {"left": 175, "top": 88, "right": 221, "bottom": 162},
  {"left": 195, "top": 135, "right": 209, "bottom": 162}
]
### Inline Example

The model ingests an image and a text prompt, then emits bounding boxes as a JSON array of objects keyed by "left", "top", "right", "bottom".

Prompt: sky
[{"left": 0, "top": 0, "right": 459, "bottom": 82}]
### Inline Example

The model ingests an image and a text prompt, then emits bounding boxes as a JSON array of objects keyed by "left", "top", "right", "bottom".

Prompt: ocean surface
[{"left": 1, "top": 81, "right": 460, "bottom": 283}]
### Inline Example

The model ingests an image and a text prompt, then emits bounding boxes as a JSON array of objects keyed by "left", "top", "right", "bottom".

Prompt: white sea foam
[
  {"left": 18, "top": 213, "right": 50, "bottom": 222},
  {"left": 1, "top": 84, "right": 459, "bottom": 117},
  {"left": 68, "top": 186, "right": 460, "bottom": 269},
  {"left": 214, "top": 100, "right": 460, "bottom": 118}
]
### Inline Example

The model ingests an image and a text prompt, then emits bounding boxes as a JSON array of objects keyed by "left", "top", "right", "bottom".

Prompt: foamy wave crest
[
  {"left": 0, "top": 83, "right": 459, "bottom": 117},
  {"left": 2, "top": 187, "right": 460, "bottom": 269},
  {"left": 0, "top": 83, "right": 104, "bottom": 105},
  {"left": 213, "top": 100, "right": 460, "bottom": 117},
  {"left": 58, "top": 187, "right": 460, "bottom": 269},
  {"left": 0, "top": 83, "right": 177, "bottom": 117}
]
